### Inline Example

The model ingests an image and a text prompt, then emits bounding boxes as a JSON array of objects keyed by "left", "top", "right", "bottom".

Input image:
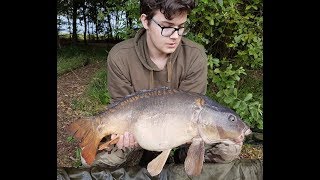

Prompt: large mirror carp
[{"left": 68, "top": 87, "right": 251, "bottom": 176}]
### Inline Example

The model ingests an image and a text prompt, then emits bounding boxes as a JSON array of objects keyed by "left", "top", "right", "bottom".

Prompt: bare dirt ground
[
  {"left": 57, "top": 61, "right": 104, "bottom": 167},
  {"left": 57, "top": 61, "right": 263, "bottom": 167}
]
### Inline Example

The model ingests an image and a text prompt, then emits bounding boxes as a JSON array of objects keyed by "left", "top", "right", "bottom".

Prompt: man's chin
[{"left": 163, "top": 48, "right": 177, "bottom": 54}]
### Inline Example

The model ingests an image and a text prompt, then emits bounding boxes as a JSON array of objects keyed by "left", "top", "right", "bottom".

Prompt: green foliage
[
  {"left": 57, "top": 55, "right": 89, "bottom": 76},
  {"left": 116, "top": 26, "right": 142, "bottom": 40},
  {"left": 87, "top": 69, "right": 110, "bottom": 105},
  {"left": 124, "top": 0, "right": 140, "bottom": 21},
  {"left": 188, "top": 0, "right": 263, "bottom": 69},
  {"left": 57, "top": 45, "right": 110, "bottom": 76},
  {"left": 66, "top": 134, "right": 81, "bottom": 168},
  {"left": 114, "top": 0, "right": 141, "bottom": 40},
  {"left": 206, "top": 56, "right": 263, "bottom": 130},
  {"left": 71, "top": 68, "right": 110, "bottom": 115},
  {"left": 66, "top": 136, "right": 74, "bottom": 143},
  {"left": 187, "top": 0, "right": 263, "bottom": 130},
  {"left": 73, "top": 148, "right": 82, "bottom": 168}
]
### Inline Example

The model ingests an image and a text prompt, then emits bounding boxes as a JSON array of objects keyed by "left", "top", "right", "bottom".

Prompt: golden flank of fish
[{"left": 67, "top": 87, "right": 251, "bottom": 176}]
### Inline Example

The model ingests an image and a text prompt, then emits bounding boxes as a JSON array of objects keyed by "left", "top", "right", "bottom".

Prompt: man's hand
[{"left": 111, "top": 132, "right": 139, "bottom": 149}]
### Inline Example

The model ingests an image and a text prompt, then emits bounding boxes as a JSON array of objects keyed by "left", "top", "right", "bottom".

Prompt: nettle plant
[{"left": 187, "top": 0, "right": 263, "bottom": 129}]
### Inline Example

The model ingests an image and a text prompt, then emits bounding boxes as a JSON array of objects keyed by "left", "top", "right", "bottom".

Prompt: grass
[
  {"left": 66, "top": 136, "right": 82, "bottom": 167},
  {"left": 71, "top": 68, "right": 110, "bottom": 115},
  {"left": 58, "top": 43, "right": 113, "bottom": 115},
  {"left": 70, "top": 147, "right": 82, "bottom": 168},
  {"left": 57, "top": 55, "right": 88, "bottom": 76},
  {"left": 57, "top": 44, "right": 110, "bottom": 76}
]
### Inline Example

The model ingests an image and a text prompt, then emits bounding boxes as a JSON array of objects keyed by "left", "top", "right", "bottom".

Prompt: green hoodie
[{"left": 107, "top": 28, "right": 208, "bottom": 103}]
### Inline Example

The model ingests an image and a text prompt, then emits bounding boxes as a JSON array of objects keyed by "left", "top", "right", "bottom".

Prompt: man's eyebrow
[{"left": 161, "top": 20, "right": 186, "bottom": 26}]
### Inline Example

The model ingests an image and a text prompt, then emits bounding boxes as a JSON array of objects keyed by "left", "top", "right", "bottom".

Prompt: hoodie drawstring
[
  {"left": 149, "top": 60, "right": 172, "bottom": 89},
  {"left": 149, "top": 70, "right": 154, "bottom": 89},
  {"left": 167, "top": 60, "right": 172, "bottom": 83}
]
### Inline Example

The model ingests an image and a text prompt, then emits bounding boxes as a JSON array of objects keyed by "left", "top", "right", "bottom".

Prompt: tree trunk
[
  {"left": 95, "top": 22, "right": 99, "bottom": 41},
  {"left": 82, "top": 3, "right": 87, "bottom": 45},
  {"left": 88, "top": 21, "right": 91, "bottom": 41},
  {"left": 72, "top": 0, "right": 78, "bottom": 45},
  {"left": 107, "top": 14, "right": 112, "bottom": 38},
  {"left": 57, "top": 34, "right": 61, "bottom": 49},
  {"left": 91, "top": 23, "right": 94, "bottom": 41},
  {"left": 67, "top": 16, "right": 72, "bottom": 41},
  {"left": 115, "top": 11, "right": 119, "bottom": 39},
  {"left": 126, "top": 12, "right": 132, "bottom": 29}
]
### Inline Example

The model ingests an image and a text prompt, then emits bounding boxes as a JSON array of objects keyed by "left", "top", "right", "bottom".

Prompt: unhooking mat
[{"left": 57, "top": 159, "right": 262, "bottom": 180}]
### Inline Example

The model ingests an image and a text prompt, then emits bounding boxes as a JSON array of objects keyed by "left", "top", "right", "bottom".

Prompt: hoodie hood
[{"left": 134, "top": 28, "right": 181, "bottom": 88}]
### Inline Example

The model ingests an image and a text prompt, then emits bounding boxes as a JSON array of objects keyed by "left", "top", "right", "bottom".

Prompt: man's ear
[{"left": 140, "top": 14, "right": 149, "bottom": 29}]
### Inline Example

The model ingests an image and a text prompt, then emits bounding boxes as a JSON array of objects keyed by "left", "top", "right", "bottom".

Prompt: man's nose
[{"left": 169, "top": 30, "right": 179, "bottom": 38}]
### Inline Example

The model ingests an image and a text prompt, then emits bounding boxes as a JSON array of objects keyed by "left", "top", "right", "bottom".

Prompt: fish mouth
[
  {"left": 233, "top": 137, "right": 244, "bottom": 144},
  {"left": 244, "top": 128, "right": 252, "bottom": 136},
  {"left": 234, "top": 128, "right": 252, "bottom": 144}
]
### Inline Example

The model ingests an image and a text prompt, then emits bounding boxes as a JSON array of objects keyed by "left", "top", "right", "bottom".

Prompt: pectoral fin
[
  {"left": 147, "top": 149, "right": 171, "bottom": 176},
  {"left": 184, "top": 137, "right": 205, "bottom": 176}
]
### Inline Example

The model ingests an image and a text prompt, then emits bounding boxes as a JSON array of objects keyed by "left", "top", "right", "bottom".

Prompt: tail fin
[{"left": 67, "top": 118, "right": 103, "bottom": 165}]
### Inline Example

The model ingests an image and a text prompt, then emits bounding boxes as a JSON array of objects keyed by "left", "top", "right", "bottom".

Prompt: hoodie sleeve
[
  {"left": 107, "top": 54, "right": 134, "bottom": 103},
  {"left": 179, "top": 50, "right": 208, "bottom": 95}
]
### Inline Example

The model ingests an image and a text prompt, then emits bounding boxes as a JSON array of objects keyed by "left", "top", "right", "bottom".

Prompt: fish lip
[
  {"left": 244, "top": 128, "right": 252, "bottom": 136},
  {"left": 233, "top": 136, "right": 244, "bottom": 144},
  {"left": 224, "top": 139, "right": 243, "bottom": 145},
  {"left": 234, "top": 128, "right": 251, "bottom": 144}
]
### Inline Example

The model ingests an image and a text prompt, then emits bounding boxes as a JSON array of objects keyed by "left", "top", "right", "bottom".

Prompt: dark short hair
[{"left": 140, "top": 0, "right": 196, "bottom": 21}]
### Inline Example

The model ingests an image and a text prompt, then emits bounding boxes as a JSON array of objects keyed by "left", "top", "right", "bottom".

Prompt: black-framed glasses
[{"left": 151, "top": 18, "right": 189, "bottom": 37}]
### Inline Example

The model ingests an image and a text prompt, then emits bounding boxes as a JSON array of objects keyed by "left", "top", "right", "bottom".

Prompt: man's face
[{"left": 143, "top": 10, "right": 188, "bottom": 55}]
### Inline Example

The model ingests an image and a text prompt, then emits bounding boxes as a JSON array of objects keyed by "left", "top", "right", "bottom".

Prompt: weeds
[
  {"left": 71, "top": 68, "right": 110, "bottom": 115},
  {"left": 57, "top": 45, "right": 108, "bottom": 76},
  {"left": 72, "top": 148, "right": 82, "bottom": 168},
  {"left": 66, "top": 136, "right": 82, "bottom": 168}
]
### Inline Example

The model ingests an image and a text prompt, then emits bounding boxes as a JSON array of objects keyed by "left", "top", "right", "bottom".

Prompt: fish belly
[{"left": 132, "top": 113, "right": 198, "bottom": 151}]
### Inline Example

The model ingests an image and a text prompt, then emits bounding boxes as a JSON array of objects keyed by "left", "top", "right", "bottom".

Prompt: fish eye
[{"left": 228, "top": 115, "right": 236, "bottom": 122}]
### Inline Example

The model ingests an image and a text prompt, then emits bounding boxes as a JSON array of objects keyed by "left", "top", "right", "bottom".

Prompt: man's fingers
[
  {"left": 112, "top": 132, "right": 138, "bottom": 149},
  {"left": 123, "top": 132, "right": 130, "bottom": 148},
  {"left": 129, "top": 133, "right": 135, "bottom": 148},
  {"left": 116, "top": 134, "right": 124, "bottom": 149},
  {"left": 134, "top": 141, "right": 140, "bottom": 148}
]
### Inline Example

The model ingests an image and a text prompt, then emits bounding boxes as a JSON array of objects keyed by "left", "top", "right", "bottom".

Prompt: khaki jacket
[{"left": 107, "top": 28, "right": 208, "bottom": 102}]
